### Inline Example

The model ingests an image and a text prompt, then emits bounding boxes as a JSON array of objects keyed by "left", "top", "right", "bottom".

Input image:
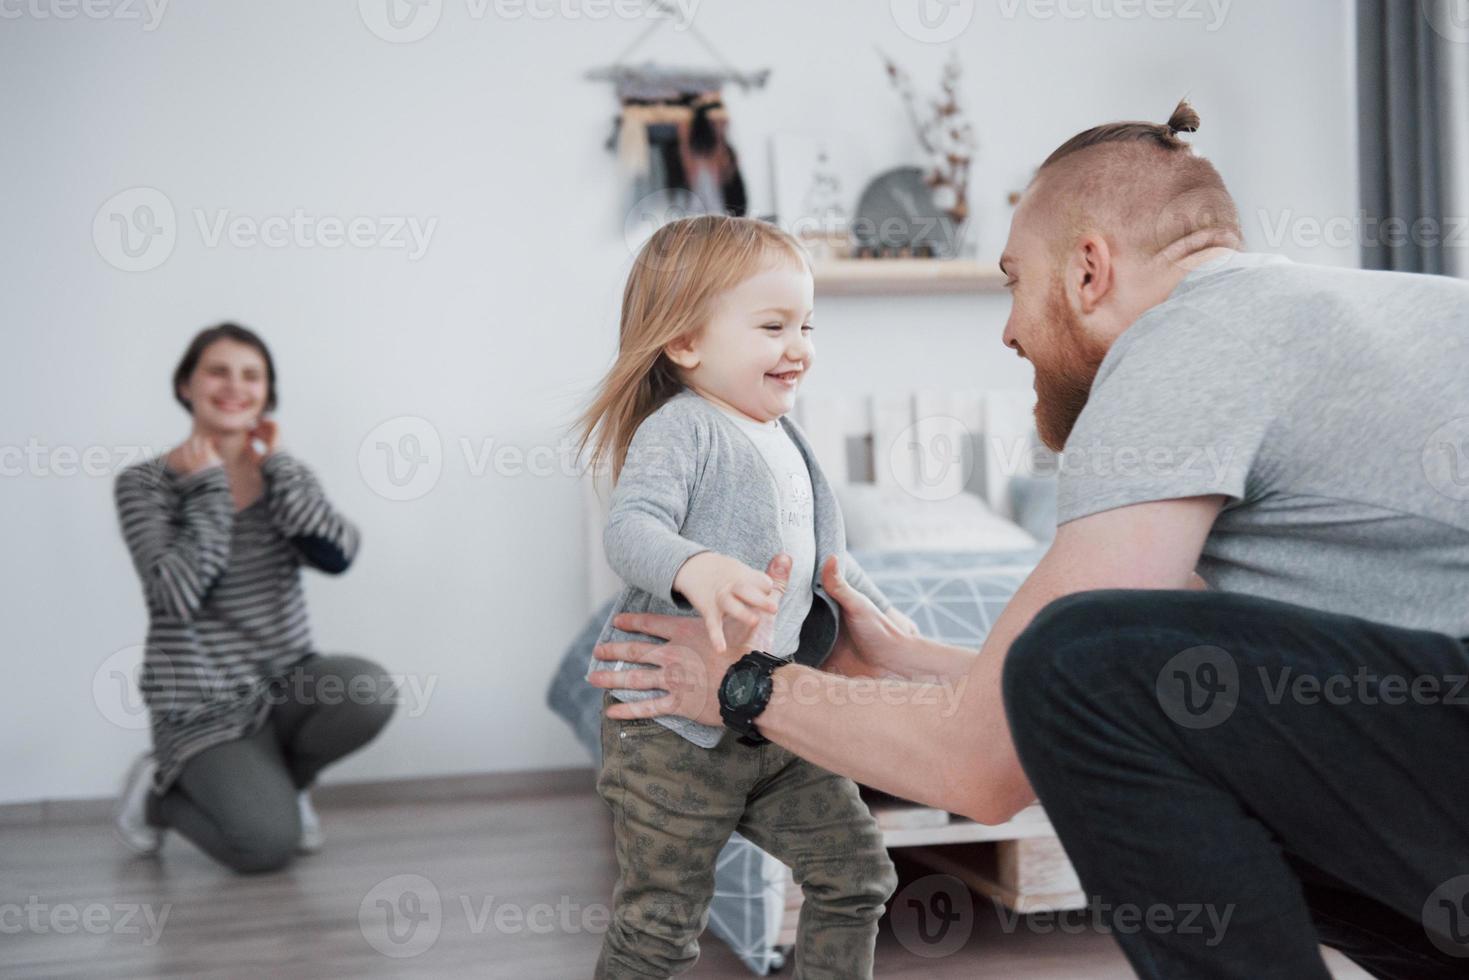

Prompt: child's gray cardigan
[{"left": 586, "top": 388, "right": 894, "bottom": 748}]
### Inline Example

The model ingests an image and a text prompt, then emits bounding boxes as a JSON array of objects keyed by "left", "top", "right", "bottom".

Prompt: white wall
[{"left": 0, "top": 0, "right": 1358, "bottom": 804}]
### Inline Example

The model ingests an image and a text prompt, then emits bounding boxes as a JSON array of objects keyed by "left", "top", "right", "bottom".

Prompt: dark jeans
[
  {"left": 1002, "top": 588, "right": 1469, "bottom": 979},
  {"left": 149, "top": 653, "right": 396, "bottom": 873}
]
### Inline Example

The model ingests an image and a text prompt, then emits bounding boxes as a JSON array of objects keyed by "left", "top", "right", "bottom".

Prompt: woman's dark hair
[{"left": 172, "top": 322, "right": 278, "bottom": 415}]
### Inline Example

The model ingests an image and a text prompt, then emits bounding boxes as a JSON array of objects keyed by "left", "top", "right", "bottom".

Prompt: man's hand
[
  {"left": 671, "top": 551, "right": 781, "bottom": 654},
  {"left": 887, "top": 607, "right": 923, "bottom": 637},
  {"left": 818, "top": 555, "right": 917, "bottom": 678},
  {"left": 589, "top": 554, "right": 792, "bottom": 726}
]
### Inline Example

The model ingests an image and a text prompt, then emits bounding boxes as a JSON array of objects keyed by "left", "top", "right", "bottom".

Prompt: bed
[{"left": 546, "top": 387, "right": 1080, "bottom": 974}]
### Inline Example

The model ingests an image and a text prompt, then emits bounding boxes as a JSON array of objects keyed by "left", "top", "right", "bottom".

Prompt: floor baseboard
[{"left": 0, "top": 765, "right": 597, "bottom": 828}]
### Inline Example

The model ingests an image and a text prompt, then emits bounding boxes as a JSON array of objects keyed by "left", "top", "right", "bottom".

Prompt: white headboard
[{"left": 583, "top": 387, "right": 1045, "bottom": 608}]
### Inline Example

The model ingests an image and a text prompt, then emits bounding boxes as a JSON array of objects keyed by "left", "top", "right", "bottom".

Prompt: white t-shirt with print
[{"left": 709, "top": 402, "right": 817, "bottom": 659}]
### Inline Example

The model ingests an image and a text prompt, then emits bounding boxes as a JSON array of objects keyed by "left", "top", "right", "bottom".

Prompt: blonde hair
[{"left": 575, "top": 215, "right": 809, "bottom": 483}]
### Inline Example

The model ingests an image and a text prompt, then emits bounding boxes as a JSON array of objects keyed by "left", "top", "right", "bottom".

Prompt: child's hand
[{"left": 673, "top": 552, "right": 781, "bottom": 654}]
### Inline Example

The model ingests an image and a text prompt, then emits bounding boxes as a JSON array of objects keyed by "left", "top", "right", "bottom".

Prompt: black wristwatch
[{"left": 718, "top": 651, "right": 786, "bottom": 746}]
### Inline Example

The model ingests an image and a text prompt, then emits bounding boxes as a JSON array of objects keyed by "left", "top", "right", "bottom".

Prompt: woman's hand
[
  {"left": 818, "top": 555, "right": 917, "bottom": 679},
  {"left": 671, "top": 551, "right": 781, "bottom": 654},
  {"left": 589, "top": 554, "right": 791, "bottom": 726},
  {"left": 166, "top": 433, "right": 223, "bottom": 476},
  {"left": 245, "top": 417, "right": 279, "bottom": 468}
]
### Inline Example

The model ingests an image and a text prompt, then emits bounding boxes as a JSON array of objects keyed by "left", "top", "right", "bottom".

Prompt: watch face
[{"left": 726, "top": 669, "right": 757, "bottom": 707}]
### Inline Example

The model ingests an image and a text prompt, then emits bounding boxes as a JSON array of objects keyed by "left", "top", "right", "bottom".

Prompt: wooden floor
[{"left": 4, "top": 787, "right": 1370, "bottom": 979}]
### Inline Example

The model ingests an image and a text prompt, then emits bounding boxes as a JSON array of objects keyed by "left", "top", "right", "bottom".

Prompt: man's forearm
[
  {"left": 722, "top": 501, "right": 1221, "bottom": 824},
  {"left": 753, "top": 542, "right": 1117, "bottom": 822},
  {"left": 827, "top": 630, "right": 980, "bottom": 685},
  {"left": 881, "top": 633, "right": 980, "bottom": 683},
  {"left": 757, "top": 655, "right": 1029, "bottom": 823}
]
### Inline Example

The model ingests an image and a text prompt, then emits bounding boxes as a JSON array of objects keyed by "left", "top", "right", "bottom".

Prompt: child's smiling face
[{"left": 664, "top": 256, "right": 815, "bottom": 424}]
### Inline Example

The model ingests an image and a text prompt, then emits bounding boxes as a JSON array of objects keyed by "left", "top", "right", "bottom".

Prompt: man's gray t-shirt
[{"left": 1056, "top": 251, "right": 1469, "bottom": 638}]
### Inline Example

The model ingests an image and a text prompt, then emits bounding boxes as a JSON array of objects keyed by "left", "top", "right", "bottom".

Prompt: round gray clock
[{"left": 852, "top": 166, "right": 953, "bottom": 257}]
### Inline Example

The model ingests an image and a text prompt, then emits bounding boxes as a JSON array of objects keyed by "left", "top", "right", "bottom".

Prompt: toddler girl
[{"left": 577, "top": 215, "right": 904, "bottom": 979}]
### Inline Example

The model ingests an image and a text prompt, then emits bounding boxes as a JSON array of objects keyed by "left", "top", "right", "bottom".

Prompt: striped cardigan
[{"left": 113, "top": 451, "right": 360, "bottom": 793}]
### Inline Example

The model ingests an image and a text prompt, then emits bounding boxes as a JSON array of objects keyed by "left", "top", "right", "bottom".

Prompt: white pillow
[{"left": 836, "top": 483, "right": 1038, "bottom": 553}]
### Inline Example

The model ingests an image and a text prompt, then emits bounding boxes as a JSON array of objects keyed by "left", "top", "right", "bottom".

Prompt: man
[{"left": 588, "top": 100, "right": 1469, "bottom": 978}]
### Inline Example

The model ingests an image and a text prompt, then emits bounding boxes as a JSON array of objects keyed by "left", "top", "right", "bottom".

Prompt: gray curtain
[{"left": 1357, "top": 0, "right": 1469, "bottom": 277}]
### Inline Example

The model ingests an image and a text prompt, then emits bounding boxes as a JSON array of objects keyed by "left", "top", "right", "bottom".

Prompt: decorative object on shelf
[
  {"left": 851, "top": 166, "right": 951, "bottom": 258},
  {"left": 801, "top": 146, "right": 848, "bottom": 228},
  {"left": 587, "top": 1, "right": 768, "bottom": 220},
  {"left": 771, "top": 131, "right": 868, "bottom": 260},
  {"left": 879, "top": 48, "right": 977, "bottom": 257}
]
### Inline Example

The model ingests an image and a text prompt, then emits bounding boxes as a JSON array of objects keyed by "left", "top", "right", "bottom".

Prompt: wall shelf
[{"left": 811, "top": 258, "right": 1007, "bottom": 296}]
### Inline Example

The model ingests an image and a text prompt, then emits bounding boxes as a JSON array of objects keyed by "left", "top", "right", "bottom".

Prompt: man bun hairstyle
[
  {"left": 1165, "top": 99, "right": 1201, "bottom": 137},
  {"left": 1042, "top": 98, "right": 1203, "bottom": 166},
  {"left": 1034, "top": 98, "right": 1242, "bottom": 260}
]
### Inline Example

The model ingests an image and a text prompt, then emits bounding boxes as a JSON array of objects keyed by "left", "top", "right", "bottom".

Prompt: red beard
[{"left": 1032, "top": 281, "right": 1110, "bottom": 453}]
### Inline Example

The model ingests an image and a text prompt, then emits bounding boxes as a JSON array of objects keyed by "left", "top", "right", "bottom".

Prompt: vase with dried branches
[{"left": 881, "top": 49, "right": 977, "bottom": 255}]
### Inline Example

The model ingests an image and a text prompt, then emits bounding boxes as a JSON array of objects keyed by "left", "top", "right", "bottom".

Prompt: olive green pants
[{"left": 594, "top": 692, "right": 898, "bottom": 979}]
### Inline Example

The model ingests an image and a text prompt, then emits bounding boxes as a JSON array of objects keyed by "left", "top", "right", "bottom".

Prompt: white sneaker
[
  {"left": 113, "top": 753, "right": 164, "bottom": 856},
  {"left": 297, "top": 790, "right": 324, "bottom": 854}
]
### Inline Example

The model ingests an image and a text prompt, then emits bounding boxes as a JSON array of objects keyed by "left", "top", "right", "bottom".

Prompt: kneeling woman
[{"left": 112, "top": 322, "right": 394, "bottom": 873}]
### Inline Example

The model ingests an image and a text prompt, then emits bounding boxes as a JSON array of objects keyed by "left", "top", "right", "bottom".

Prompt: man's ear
[
  {"left": 1071, "top": 234, "right": 1115, "bottom": 315},
  {"left": 663, "top": 333, "right": 699, "bottom": 371}
]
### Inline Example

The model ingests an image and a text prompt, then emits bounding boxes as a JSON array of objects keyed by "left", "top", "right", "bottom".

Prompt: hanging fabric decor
[
  {"left": 608, "top": 83, "right": 749, "bottom": 215},
  {"left": 586, "top": 3, "right": 768, "bottom": 218}
]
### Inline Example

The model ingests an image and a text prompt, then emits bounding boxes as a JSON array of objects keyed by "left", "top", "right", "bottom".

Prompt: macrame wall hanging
[{"left": 587, "top": 2, "right": 769, "bottom": 217}]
